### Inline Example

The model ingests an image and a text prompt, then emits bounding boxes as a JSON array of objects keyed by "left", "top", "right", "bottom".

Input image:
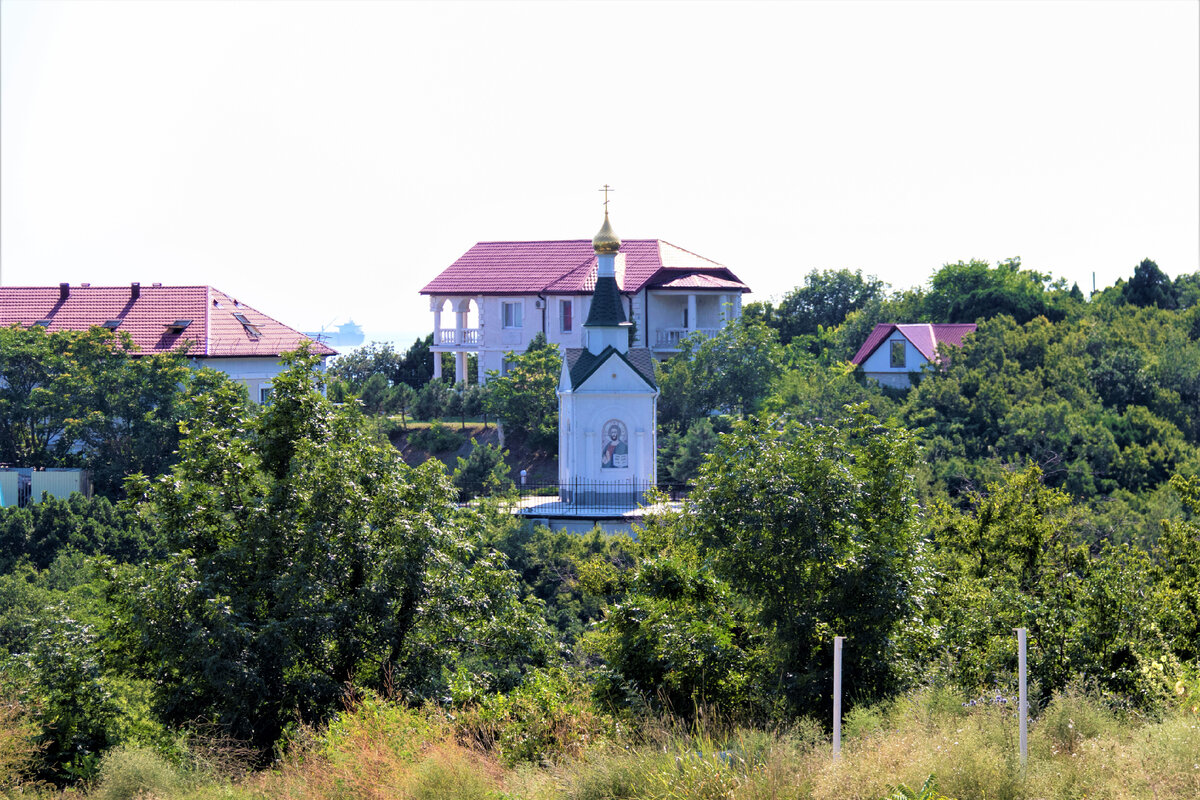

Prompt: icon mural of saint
[{"left": 601, "top": 419, "right": 629, "bottom": 468}]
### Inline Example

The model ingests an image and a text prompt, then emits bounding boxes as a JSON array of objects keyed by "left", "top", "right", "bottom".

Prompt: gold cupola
[{"left": 592, "top": 211, "right": 621, "bottom": 254}]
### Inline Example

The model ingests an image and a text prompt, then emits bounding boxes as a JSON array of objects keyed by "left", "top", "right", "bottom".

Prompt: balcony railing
[
  {"left": 436, "top": 328, "right": 481, "bottom": 346},
  {"left": 654, "top": 327, "right": 720, "bottom": 349}
]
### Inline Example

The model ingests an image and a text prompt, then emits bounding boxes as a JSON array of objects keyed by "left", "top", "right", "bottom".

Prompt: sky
[{"left": 2, "top": 0, "right": 1197, "bottom": 347}]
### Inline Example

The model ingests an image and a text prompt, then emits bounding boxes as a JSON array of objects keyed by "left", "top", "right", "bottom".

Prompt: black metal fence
[{"left": 514, "top": 479, "right": 693, "bottom": 512}]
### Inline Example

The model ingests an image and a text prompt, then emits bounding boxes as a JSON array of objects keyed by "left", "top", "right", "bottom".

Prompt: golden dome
[{"left": 592, "top": 212, "right": 621, "bottom": 254}]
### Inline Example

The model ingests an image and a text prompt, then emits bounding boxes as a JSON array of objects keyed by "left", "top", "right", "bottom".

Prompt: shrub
[
  {"left": 92, "top": 745, "right": 184, "bottom": 800},
  {"left": 0, "top": 689, "right": 43, "bottom": 790},
  {"left": 454, "top": 669, "right": 612, "bottom": 767},
  {"left": 410, "top": 420, "right": 463, "bottom": 453}
]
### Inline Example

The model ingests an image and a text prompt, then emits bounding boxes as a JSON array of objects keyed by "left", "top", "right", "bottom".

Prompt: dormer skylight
[
  {"left": 102, "top": 319, "right": 123, "bottom": 330},
  {"left": 32, "top": 320, "right": 51, "bottom": 327},
  {"left": 233, "top": 312, "right": 261, "bottom": 337},
  {"left": 166, "top": 319, "right": 193, "bottom": 333}
]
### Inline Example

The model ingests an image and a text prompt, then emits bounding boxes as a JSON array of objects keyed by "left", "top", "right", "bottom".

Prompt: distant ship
[{"left": 303, "top": 320, "right": 366, "bottom": 349}]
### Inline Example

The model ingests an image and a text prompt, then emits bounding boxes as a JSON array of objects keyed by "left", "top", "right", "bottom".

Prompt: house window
[
  {"left": 890, "top": 340, "right": 906, "bottom": 369},
  {"left": 502, "top": 301, "right": 523, "bottom": 329},
  {"left": 682, "top": 306, "right": 689, "bottom": 328},
  {"left": 560, "top": 300, "right": 573, "bottom": 333},
  {"left": 259, "top": 386, "right": 274, "bottom": 404},
  {"left": 501, "top": 358, "right": 514, "bottom": 376}
]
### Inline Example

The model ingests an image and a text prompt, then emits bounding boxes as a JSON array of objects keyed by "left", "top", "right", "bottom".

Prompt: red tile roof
[
  {"left": 851, "top": 323, "right": 977, "bottom": 365},
  {"left": 650, "top": 273, "right": 749, "bottom": 291},
  {"left": 0, "top": 285, "right": 336, "bottom": 357},
  {"left": 421, "top": 240, "right": 750, "bottom": 296}
]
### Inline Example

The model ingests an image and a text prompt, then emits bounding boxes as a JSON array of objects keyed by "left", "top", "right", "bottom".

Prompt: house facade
[
  {"left": 420, "top": 239, "right": 750, "bottom": 383},
  {"left": 0, "top": 283, "right": 336, "bottom": 402},
  {"left": 850, "top": 322, "right": 977, "bottom": 388}
]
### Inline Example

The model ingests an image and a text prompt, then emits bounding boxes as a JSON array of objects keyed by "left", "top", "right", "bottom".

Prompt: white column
[
  {"left": 687, "top": 294, "right": 697, "bottom": 333},
  {"left": 432, "top": 303, "right": 443, "bottom": 345},
  {"left": 433, "top": 351, "right": 442, "bottom": 379},
  {"left": 455, "top": 351, "right": 466, "bottom": 383}
]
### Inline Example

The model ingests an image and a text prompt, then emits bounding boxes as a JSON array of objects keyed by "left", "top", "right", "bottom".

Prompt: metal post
[
  {"left": 1016, "top": 627, "right": 1028, "bottom": 768},
  {"left": 833, "top": 635, "right": 844, "bottom": 759}
]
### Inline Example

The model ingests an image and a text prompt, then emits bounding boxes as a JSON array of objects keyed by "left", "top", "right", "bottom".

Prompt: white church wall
[{"left": 562, "top": 394, "right": 656, "bottom": 486}]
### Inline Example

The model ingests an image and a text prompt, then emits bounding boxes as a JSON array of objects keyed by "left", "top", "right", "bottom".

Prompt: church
[
  {"left": 556, "top": 211, "right": 659, "bottom": 506},
  {"left": 556, "top": 211, "right": 662, "bottom": 506}
]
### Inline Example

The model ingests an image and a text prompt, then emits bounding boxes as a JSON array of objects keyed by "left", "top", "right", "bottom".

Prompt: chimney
[
  {"left": 131, "top": 282, "right": 141, "bottom": 299},
  {"left": 59, "top": 283, "right": 69, "bottom": 300}
]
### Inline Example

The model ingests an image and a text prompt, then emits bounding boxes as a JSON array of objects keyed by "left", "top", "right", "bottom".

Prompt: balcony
[
  {"left": 654, "top": 327, "right": 720, "bottom": 350},
  {"left": 435, "top": 328, "right": 481, "bottom": 347}
]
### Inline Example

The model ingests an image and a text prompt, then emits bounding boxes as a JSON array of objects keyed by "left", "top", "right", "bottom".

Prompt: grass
[{"left": 8, "top": 688, "right": 1196, "bottom": 799}]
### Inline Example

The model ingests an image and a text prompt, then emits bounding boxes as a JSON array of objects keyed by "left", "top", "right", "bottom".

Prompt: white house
[
  {"left": 556, "top": 212, "right": 658, "bottom": 505},
  {"left": 420, "top": 237, "right": 751, "bottom": 383},
  {"left": 0, "top": 283, "right": 336, "bottom": 403},
  {"left": 850, "top": 323, "right": 977, "bottom": 388}
]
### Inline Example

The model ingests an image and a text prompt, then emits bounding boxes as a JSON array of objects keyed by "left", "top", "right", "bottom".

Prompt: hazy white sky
[{"left": 2, "top": 0, "right": 1197, "bottom": 344}]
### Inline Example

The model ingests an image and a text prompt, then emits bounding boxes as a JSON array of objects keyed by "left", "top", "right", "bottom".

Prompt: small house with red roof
[
  {"left": 0, "top": 283, "right": 336, "bottom": 403},
  {"left": 420, "top": 237, "right": 750, "bottom": 383},
  {"left": 850, "top": 323, "right": 976, "bottom": 388}
]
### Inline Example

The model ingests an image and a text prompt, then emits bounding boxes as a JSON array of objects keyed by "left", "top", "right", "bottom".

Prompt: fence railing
[
  {"left": 654, "top": 327, "right": 720, "bottom": 348},
  {"left": 436, "top": 328, "right": 482, "bottom": 346},
  {"left": 513, "top": 479, "right": 693, "bottom": 513}
]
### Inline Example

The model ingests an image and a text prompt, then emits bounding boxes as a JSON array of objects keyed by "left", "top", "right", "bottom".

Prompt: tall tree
[
  {"left": 0, "top": 325, "right": 190, "bottom": 498},
  {"left": 1123, "top": 258, "right": 1177, "bottom": 309},
  {"left": 657, "top": 317, "right": 783, "bottom": 430},
  {"left": 769, "top": 268, "right": 886, "bottom": 346},
  {"left": 484, "top": 334, "right": 560, "bottom": 451},
  {"left": 924, "top": 258, "right": 1067, "bottom": 324},
  {"left": 686, "top": 408, "right": 927, "bottom": 712},
  {"left": 119, "top": 349, "right": 551, "bottom": 752}
]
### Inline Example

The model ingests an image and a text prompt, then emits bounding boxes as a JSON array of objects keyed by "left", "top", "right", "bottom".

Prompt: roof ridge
[{"left": 658, "top": 240, "right": 727, "bottom": 267}]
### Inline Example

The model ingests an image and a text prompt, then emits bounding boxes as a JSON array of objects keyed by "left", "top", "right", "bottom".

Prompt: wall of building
[
  {"left": 558, "top": 356, "right": 657, "bottom": 492},
  {"left": 198, "top": 355, "right": 327, "bottom": 403},
  {"left": 859, "top": 333, "right": 926, "bottom": 388}
]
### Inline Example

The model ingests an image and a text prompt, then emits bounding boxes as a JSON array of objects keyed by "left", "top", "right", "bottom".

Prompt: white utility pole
[
  {"left": 833, "top": 635, "right": 844, "bottom": 759},
  {"left": 1016, "top": 627, "right": 1028, "bottom": 768}
]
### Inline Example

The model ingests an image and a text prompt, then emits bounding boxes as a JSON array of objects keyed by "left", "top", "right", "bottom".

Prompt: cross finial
[{"left": 598, "top": 184, "right": 614, "bottom": 212}]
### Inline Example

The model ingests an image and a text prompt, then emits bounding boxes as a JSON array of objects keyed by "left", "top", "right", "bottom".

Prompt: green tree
[
  {"left": 119, "top": 348, "right": 551, "bottom": 752},
  {"left": 687, "top": 409, "right": 927, "bottom": 712},
  {"left": 452, "top": 442, "right": 513, "bottom": 499},
  {"left": 0, "top": 494, "right": 158, "bottom": 572},
  {"left": 358, "top": 372, "right": 392, "bottom": 415},
  {"left": 1153, "top": 474, "right": 1200, "bottom": 664},
  {"left": 414, "top": 376, "right": 453, "bottom": 420},
  {"left": 484, "top": 334, "right": 560, "bottom": 452},
  {"left": 762, "top": 268, "right": 886, "bottom": 347},
  {"left": 1123, "top": 258, "right": 1177, "bottom": 309},
  {"left": 390, "top": 382, "right": 416, "bottom": 430},
  {"left": 327, "top": 341, "right": 405, "bottom": 388},
  {"left": 667, "top": 418, "right": 718, "bottom": 484},
  {"left": 0, "top": 325, "right": 190, "bottom": 497},
  {"left": 657, "top": 317, "right": 782, "bottom": 430},
  {"left": 924, "top": 258, "right": 1067, "bottom": 324},
  {"left": 590, "top": 552, "right": 775, "bottom": 717}
]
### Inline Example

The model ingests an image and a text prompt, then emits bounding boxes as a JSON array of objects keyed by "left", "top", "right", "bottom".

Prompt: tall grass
[{"left": 52, "top": 688, "right": 1200, "bottom": 800}]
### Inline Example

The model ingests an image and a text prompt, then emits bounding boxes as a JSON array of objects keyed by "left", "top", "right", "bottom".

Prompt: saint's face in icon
[{"left": 601, "top": 420, "right": 628, "bottom": 468}]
